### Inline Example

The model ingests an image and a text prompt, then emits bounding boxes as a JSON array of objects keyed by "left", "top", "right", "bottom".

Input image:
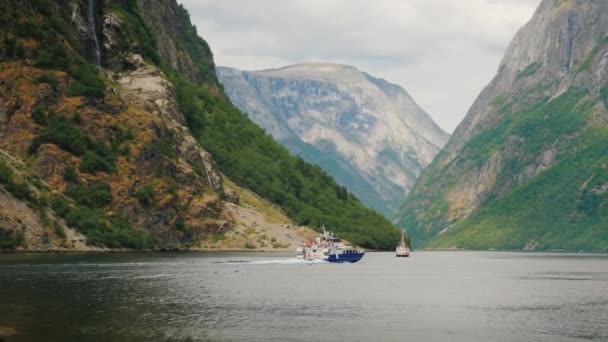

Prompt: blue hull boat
[
  {"left": 296, "top": 225, "right": 365, "bottom": 263},
  {"left": 326, "top": 252, "right": 365, "bottom": 263}
]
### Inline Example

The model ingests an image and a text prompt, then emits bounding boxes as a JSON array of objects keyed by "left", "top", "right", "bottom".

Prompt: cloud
[{"left": 179, "top": 0, "right": 540, "bottom": 133}]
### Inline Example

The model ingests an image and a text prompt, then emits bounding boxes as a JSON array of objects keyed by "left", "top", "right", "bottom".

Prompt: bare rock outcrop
[
  {"left": 218, "top": 63, "right": 449, "bottom": 215},
  {"left": 398, "top": 0, "right": 608, "bottom": 249}
]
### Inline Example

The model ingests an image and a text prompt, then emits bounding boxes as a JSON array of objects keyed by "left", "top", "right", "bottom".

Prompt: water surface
[{"left": 0, "top": 251, "right": 607, "bottom": 341}]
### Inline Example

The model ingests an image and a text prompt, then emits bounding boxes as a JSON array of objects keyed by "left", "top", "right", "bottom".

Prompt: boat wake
[{"left": 217, "top": 259, "right": 328, "bottom": 265}]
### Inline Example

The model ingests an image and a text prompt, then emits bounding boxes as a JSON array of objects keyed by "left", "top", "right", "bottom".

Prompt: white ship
[
  {"left": 396, "top": 230, "right": 410, "bottom": 257},
  {"left": 296, "top": 226, "right": 364, "bottom": 263}
]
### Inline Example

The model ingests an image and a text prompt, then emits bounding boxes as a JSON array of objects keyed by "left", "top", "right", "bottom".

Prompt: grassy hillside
[
  {"left": 285, "top": 137, "right": 391, "bottom": 216},
  {"left": 404, "top": 88, "right": 608, "bottom": 251},
  {"left": 0, "top": 1, "right": 403, "bottom": 250},
  {"left": 149, "top": 4, "right": 402, "bottom": 250},
  {"left": 170, "top": 76, "right": 400, "bottom": 249},
  {"left": 0, "top": 2, "right": 160, "bottom": 249}
]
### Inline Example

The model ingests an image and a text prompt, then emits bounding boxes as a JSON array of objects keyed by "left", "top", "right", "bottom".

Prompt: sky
[{"left": 179, "top": 0, "right": 541, "bottom": 133}]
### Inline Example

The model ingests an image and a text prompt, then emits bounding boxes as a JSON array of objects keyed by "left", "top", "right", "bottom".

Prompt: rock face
[
  {"left": 218, "top": 63, "right": 449, "bottom": 215},
  {"left": 1, "top": 0, "right": 400, "bottom": 251},
  {"left": 0, "top": 0, "right": 289, "bottom": 250},
  {"left": 398, "top": 0, "right": 608, "bottom": 251},
  {"left": 135, "top": 0, "right": 217, "bottom": 84},
  {"left": 446, "top": 0, "right": 608, "bottom": 156}
]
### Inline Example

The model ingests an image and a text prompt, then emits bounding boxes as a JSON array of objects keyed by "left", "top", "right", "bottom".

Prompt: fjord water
[{"left": 1, "top": 252, "right": 607, "bottom": 341}]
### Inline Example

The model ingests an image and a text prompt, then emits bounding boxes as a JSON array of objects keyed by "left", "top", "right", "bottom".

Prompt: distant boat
[
  {"left": 296, "top": 225, "right": 365, "bottom": 263},
  {"left": 396, "top": 230, "right": 410, "bottom": 257}
]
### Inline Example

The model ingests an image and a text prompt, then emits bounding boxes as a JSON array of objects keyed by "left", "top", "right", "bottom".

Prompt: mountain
[
  {"left": 217, "top": 63, "right": 449, "bottom": 216},
  {"left": 0, "top": 0, "right": 402, "bottom": 251},
  {"left": 397, "top": 0, "right": 608, "bottom": 251}
]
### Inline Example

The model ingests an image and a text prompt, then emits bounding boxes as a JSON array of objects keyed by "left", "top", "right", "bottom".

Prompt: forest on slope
[
  {"left": 397, "top": 0, "right": 608, "bottom": 251},
  {"left": 0, "top": 0, "right": 403, "bottom": 250}
]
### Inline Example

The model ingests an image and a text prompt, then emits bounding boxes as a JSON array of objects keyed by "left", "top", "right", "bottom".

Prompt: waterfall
[{"left": 87, "top": 0, "right": 101, "bottom": 66}]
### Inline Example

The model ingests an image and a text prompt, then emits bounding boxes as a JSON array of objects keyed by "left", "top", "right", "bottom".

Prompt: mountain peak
[
  {"left": 398, "top": 0, "right": 608, "bottom": 251},
  {"left": 447, "top": 0, "right": 608, "bottom": 155},
  {"left": 245, "top": 62, "right": 363, "bottom": 81},
  {"left": 218, "top": 64, "right": 449, "bottom": 216}
]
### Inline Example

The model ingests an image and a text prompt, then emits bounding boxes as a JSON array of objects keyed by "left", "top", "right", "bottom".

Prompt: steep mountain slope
[
  {"left": 0, "top": 0, "right": 401, "bottom": 250},
  {"left": 217, "top": 64, "right": 449, "bottom": 215},
  {"left": 398, "top": 0, "right": 608, "bottom": 251},
  {"left": 0, "top": 0, "right": 249, "bottom": 250}
]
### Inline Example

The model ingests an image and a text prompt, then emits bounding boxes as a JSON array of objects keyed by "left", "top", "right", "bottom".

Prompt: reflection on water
[{"left": 0, "top": 251, "right": 607, "bottom": 341}]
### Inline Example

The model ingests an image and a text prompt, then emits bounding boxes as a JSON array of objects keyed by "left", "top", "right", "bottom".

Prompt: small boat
[
  {"left": 296, "top": 226, "right": 364, "bottom": 263},
  {"left": 396, "top": 230, "right": 410, "bottom": 257}
]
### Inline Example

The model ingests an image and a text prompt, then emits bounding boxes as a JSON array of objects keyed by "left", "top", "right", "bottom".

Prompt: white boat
[
  {"left": 296, "top": 226, "right": 364, "bottom": 263},
  {"left": 396, "top": 230, "right": 410, "bottom": 257}
]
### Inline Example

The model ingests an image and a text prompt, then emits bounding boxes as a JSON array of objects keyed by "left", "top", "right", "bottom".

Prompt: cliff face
[
  {"left": 446, "top": 0, "right": 608, "bottom": 155},
  {"left": 135, "top": 0, "right": 217, "bottom": 85},
  {"left": 0, "top": 0, "right": 402, "bottom": 251},
  {"left": 398, "top": 0, "right": 608, "bottom": 251},
  {"left": 0, "top": 0, "right": 303, "bottom": 250},
  {"left": 218, "top": 63, "right": 449, "bottom": 216}
]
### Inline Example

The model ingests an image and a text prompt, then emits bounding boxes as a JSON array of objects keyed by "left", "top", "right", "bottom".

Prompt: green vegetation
[
  {"left": 2, "top": 155, "right": 152, "bottom": 250},
  {"left": 490, "top": 95, "right": 508, "bottom": 106},
  {"left": 65, "top": 181, "right": 112, "bottom": 208},
  {"left": 212, "top": 234, "right": 226, "bottom": 242},
  {"left": 170, "top": 76, "right": 400, "bottom": 249},
  {"left": 460, "top": 90, "right": 589, "bottom": 169},
  {"left": 243, "top": 241, "right": 257, "bottom": 249},
  {"left": 600, "top": 82, "right": 608, "bottom": 107},
  {"left": 408, "top": 88, "right": 608, "bottom": 251},
  {"left": 1, "top": 0, "right": 404, "bottom": 250},
  {"left": 29, "top": 112, "right": 117, "bottom": 174},
  {"left": 106, "top": 0, "right": 161, "bottom": 67},
  {"left": 0, "top": 161, "right": 35, "bottom": 249},
  {"left": 29, "top": 114, "right": 89, "bottom": 155},
  {"left": 398, "top": 190, "right": 452, "bottom": 248},
  {"left": 0, "top": 7, "right": 105, "bottom": 99},
  {"left": 0, "top": 3, "right": 154, "bottom": 250},
  {"left": 0, "top": 228, "right": 25, "bottom": 249},
  {"left": 171, "top": 4, "right": 216, "bottom": 83},
  {"left": 287, "top": 138, "right": 390, "bottom": 215},
  {"left": 430, "top": 131, "right": 608, "bottom": 251},
  {"left": 108, "top": 0, "right": 216, "bottom": 83},
  {"left": 54, "top": 221, "right": 66, "bottom": 240},
  {"left": 79, "top": 149, "right": 116, "bottom": 174},
  {"left": 31, "top": 106, "right": 48, "bottom": 126},
  {"left": 51, "top": 194, "right": 154, "bottom": 249},
  {"left": 65, "top": 61, "right": 105, "bottom": 99},
  {"left": 123, "top": 4, "right": 401, "bottom": 250},
  {"left": 0, "top": 160, "right": 34, "bottom": 202},
  {"left": 34, "top": 72, "right": 59, "bottom": 91},
  {"left": 516, "top": 62, "right": 542, "bottom": 80},
  {"left": 576, "top": 37, "right": 608, "bottom": 73},
  {"left": 133, "top": 184, "right": 155, "bottom": 207},
  {"left": 63, "top": 165, "right": 79, "bottom": 183}
]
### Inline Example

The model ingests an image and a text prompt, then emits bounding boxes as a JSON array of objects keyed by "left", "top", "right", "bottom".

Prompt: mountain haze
[
  {"left": 398, "top": 0, "right": 608, "bottom": 251},
  {"left": 218, "top": 63, "right": 449, "bottom": 215}
]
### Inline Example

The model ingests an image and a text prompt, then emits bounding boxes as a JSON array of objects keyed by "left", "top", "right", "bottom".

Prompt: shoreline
[
  {"left": 2, "top": 248, "right": 607, "bottom": 255},
  {"left": 0, "top": 248, "right": 295, "bottom": 254}
]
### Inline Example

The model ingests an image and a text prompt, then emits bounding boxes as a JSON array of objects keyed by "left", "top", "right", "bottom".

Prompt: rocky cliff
[
  {"left": 0, "top": 0, "right": 307, "bottom": 250},
  {"left": 0, "top": 0, "right": 401, "bottom": 251},
  {"left": 398, "top": 0, "right": 608, "bottom": 251},
  {"left": 218, "top": 63, "right": 449, "bottom": 216}
]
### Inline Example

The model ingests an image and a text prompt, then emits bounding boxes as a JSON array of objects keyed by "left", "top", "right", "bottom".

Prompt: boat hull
[
  {"left": 326, "top": 252, "right": 365, "bottom": 263},
  {"left": 396, "top": 245, "right": 410, "bottom": 257}
]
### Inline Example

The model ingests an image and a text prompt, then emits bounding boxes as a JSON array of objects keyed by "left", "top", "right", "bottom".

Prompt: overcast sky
[{"left": 179, "top": 0, "right": 541, "bottom": 133}]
